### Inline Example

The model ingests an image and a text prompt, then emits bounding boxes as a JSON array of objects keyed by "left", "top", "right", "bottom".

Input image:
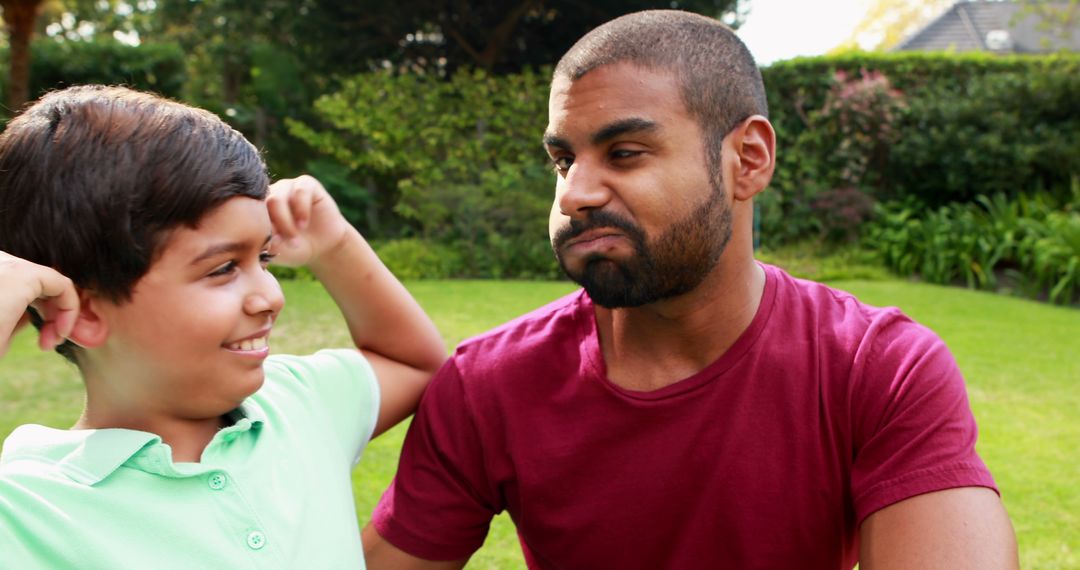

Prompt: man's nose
[{"left": 556, "top": 159, "right": 613, "bottom": 219}]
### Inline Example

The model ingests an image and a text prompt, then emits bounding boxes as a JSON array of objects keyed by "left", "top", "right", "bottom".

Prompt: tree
[
  {"left": 304, "top": 0, "right": 744, "bottom": 74},
  {"left": 832, "top": 0, "right": 953, "bottom": 52},
  {"left": 1016, "top": 0, "right": 1079, "bottom": 46},
  {"left": 1, "top": 0, "right": 45, "bottom": 111}
]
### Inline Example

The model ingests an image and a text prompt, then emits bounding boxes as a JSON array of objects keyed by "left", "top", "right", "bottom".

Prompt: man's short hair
[
  {"left": 0, "top": 85, "right": 268, "bottom": 361},
  {"left": 554, "top": 10, "right": 767, "bottom": 170}
]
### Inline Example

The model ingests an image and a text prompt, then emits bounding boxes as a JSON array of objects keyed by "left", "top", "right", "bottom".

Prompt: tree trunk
[{"left": 1, "top": 0, "right": 43, "bottom": 113}]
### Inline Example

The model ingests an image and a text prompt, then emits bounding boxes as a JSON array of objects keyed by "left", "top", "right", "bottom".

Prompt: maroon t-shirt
[{"left": 373, "top": 263, "right": 997, "bottom": 569}]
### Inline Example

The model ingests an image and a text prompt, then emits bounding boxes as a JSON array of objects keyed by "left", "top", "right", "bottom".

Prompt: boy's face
[{"left": 91, "top": 196, "right": 284, "bottom": 421}]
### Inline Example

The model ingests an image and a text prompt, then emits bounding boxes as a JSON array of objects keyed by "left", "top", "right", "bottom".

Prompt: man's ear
[
  {"left": 66, "top": 290, "right": 109, "bottom": 349},
  {"left": 724, "top": 115, "right": 776, "bottom": 202}
]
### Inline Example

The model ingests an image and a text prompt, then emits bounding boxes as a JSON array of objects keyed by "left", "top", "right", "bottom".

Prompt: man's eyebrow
[
  {"left": 591, "top": 118, "right": 658, "bottom": 145},
  {"left": 542, "top": 118, "right": 660, "bottom": 151},
  {"left": 192, "top": 234, "right": 272, "bottom": 264}
]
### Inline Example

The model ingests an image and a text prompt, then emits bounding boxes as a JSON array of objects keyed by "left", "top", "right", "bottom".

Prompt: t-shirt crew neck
[{"left": 579, "top": 263, "right": 779, "bottom": 401}]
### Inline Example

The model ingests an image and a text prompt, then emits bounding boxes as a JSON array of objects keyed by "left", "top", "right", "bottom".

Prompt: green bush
[
  {"left": 761, "top": 52, "right": 1080, "bottom": 245},
  {"left": 374, "top": 239, "right": 465, "bottom": 280},
  {"left": 889, "top": 69, "right": 1080, "bottom": 205},
  {"left": 289, "top": 67, "right": 557, "bottom": 278},
  {"left": 865, "top": 185, "right": 1080, "bottom": 305},
  {"left": 268, "top": 265, "right": 315, "bottom": 281}
]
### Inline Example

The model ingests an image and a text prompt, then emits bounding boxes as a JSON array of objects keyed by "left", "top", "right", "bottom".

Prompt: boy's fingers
[
  {"left": 287, "top": 182, "right": 313, "bottom": 231},
  {"left": 35, "top": 270, "right": 79, "bottom": 340},
  {"left": 37, "top": 322, "right": 60, "bottom": 351},
  {"left": 37, "top": 270, "right": 78, "bottom": 310},
  {"left": 267, "top": 188, "right": 300, "bottom": 239}
]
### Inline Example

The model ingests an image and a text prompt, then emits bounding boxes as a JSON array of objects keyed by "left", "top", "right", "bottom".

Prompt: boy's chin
[{"left": 216, "top": 373, "right": 266, "bottom": 412}]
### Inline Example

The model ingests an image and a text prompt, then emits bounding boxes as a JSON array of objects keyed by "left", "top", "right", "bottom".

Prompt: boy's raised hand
[
  {"left": 0, "top": 251, "right": 79, "bottom": 357},
  {"left": 262, "top": 174, "right": 446, "bottom": 438},
  {"left": 266, "top": 175, "right": 353, "bottom": 268}
]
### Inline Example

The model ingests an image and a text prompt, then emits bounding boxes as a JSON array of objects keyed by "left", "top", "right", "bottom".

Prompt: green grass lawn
[{"left": 1, "top": 277, "right": 1076, "bottom": 568}]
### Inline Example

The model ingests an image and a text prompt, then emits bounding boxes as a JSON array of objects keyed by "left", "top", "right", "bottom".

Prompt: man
[{"left": 363, "top": 10, "right": 1018, "bottom": 569}]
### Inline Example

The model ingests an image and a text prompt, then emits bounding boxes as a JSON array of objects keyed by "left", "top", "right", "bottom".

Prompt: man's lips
[{"left": 563, "top": 229, "right": 626, "bottom": 250}]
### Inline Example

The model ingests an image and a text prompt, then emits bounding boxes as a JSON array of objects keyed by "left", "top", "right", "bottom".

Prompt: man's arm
[
  {"left": 860, "top": 486, "right": 1018, "bottom": 569},
  {"left": 267, "top": 175, "right": 446, "bottom": 437},
  {"left": 362, "top": 524, "right": 468, "bottom": 570}
]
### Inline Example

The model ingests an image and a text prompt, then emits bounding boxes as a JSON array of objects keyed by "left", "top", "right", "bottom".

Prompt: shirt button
[
  {"left": 246, "top": 530, "right": 267, "bottom": 550},
  {"left": 208, "top": 472, "right": 227, "bottom": 490}
]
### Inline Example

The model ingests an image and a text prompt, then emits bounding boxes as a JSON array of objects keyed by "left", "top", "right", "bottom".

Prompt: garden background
[{"left": 0, "top": 0, "right": 1077, "bottom": 568}]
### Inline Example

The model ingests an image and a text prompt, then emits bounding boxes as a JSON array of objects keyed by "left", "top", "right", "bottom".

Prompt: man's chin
[{"left": 563, "top": 261, "right": 648, "bottom": 308}]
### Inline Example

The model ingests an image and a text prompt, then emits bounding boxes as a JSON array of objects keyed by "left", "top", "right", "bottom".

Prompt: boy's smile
[
  {"left": 81, "top": 196, "right": 284, "bottom": 429},
  {"left": 223, "top": 331, "right": 271, "bottom": 355}
]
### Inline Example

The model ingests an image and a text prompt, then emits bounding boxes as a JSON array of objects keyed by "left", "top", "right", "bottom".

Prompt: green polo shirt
[{"left": 0, "top": 349, "right": 379, "bottom": 570}]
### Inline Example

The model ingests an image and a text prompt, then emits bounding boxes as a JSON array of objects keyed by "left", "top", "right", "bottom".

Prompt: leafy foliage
[
  {"left": 289, "top": 67, "right": 560, "bottom": 278},
  {"left": 0, "top": 37, "right": 186, "bottom": 120},
  {"left": 760, "top": 67, "right": 904, "bottom": 244},
  {"left": 762, "top": 52, "right": 1080, "bottom": 208},
  {"left": 27, "top": 38, "right": 185, "bottom": 97},
  {"left": 373, "top": 239, "right": 464, "bottom": 280},
  {"left": 865, "top": 183, "right": 1080, "bottom": 305}
]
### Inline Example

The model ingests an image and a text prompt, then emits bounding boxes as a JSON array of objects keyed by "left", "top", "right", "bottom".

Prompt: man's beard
[{"left": 551, "top": 180, "right": 733, "bottom": 309}]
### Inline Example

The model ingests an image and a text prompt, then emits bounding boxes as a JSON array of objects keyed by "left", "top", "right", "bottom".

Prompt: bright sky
[{"left": 737, "top": 0, "right": 873, "bottom": 66}]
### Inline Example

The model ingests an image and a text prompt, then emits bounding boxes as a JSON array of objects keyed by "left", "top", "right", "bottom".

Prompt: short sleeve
[
  {"left": 850, "top": 316, "right": 997, "bottom": 524},
  {"left": 263, "top": 349, "right": 380, "bottom": 464},
  {"left": 371, "top": 357, "right": 499, "bottom": 561}
]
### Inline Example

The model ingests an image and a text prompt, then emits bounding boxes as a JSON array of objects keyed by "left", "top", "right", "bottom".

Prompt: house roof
[{"left": 895, "top": 1, "right": 1080, "bottom": 53}]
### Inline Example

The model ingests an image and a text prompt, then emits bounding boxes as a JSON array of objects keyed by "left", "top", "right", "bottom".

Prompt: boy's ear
[{"left": 66, "top": 290, "right": 109, "bottom": 349}]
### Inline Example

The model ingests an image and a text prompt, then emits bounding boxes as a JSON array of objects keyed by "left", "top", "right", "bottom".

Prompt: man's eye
[
  {"left": 611, "top": 149, "right": 641, "bottom": 160},
  {"left": 208, "top": 261, "right": 237, "bottom": 277},
  {"left": 551, "top": 156, "right": 574, "bottom": 172}
]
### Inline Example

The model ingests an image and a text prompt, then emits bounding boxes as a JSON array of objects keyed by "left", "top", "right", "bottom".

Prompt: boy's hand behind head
[
  {"left": 266, "top": 175, "right": 352, "bottom": 268},
  {"left": 0, "top": 251, "right": 80, "bottom": 356}
]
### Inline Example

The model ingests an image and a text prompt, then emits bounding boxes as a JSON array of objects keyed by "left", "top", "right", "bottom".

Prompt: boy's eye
[
  {"left": 208, "top": 261, "right": 237, "bottom": 277},
  {"left": 259, "top": 251, "right": 276, "bottom": 266}
]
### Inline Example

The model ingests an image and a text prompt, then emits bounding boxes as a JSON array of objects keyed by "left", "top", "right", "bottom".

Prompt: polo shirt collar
[{"left": 0, "top": 401, "right": 266, "bottom": 486}]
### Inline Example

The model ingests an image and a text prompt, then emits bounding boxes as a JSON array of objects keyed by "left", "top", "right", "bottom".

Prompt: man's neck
[{"left": 595, "top": 258, "right": 766, "bottom": 392}]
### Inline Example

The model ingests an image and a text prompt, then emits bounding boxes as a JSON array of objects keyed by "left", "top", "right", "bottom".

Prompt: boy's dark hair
[
  {"left": 0, "top": 85, "right": 268, "bottom": 363},
  {"left": 554, "top": 10, "right": 768, "bottom": 174}
]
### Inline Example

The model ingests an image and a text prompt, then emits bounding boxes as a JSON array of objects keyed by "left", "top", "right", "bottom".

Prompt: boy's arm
[
  {"left": 266, "top": 176, "right": 446, "bottom": 437},
  {"left": 0, "top": 251, "right": 79, "bottom": 357}
]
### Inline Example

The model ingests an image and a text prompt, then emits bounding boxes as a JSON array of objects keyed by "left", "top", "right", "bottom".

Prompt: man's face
[
  {"left": 544, "top": 63, "right": 732, "bottom": 308},
  {"left": 93, "top": 196, "right": 285, "bottom": 422}
]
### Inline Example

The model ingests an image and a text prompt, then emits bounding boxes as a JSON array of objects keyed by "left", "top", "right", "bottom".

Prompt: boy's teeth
[{"left": 229, "top": 336, "right": 267, "bottom": 351}]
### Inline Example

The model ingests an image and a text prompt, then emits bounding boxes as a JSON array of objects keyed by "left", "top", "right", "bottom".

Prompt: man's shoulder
[
  {"left": 763, "top": 263, "right": 938, "bottom": 349},
  {"left": 451, "top": 289, "right": 590, "bottom": 370}
]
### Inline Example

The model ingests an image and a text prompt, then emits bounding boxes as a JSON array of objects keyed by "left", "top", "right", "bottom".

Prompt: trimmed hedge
[{"left": 762, "top": 52, "right": 1080, "bottom": 209}]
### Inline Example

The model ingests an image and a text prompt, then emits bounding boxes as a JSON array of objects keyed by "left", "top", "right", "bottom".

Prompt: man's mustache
[{"left": 552, "top": 210, "right": 644, "bottom": 251}]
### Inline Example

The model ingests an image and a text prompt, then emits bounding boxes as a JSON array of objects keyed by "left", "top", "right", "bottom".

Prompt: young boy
[{"left": 0, "top": 85, "right": 447, "bottom": 568}]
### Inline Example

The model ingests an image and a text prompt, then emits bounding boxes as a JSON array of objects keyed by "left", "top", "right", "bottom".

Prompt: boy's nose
[{"left": 244, "top": 270, "right": 285, "bottom": 316}]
